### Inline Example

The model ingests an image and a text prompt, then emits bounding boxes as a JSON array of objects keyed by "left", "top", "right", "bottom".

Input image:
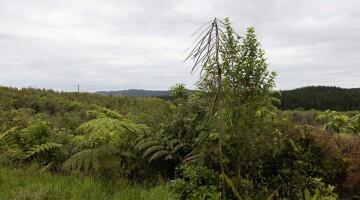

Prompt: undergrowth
[{"left": 0, "top": 166, "right": 175, "bottom": 200}]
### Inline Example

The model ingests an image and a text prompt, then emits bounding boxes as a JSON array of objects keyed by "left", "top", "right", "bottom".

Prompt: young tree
[
  {"left": 186, "top": 18, "right": 277, "bottom": 198},
  {"left": 186, "top": 18, "right": 231, "bottom": 199}
]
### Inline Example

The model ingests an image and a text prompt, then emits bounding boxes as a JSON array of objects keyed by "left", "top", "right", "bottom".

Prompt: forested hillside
[{"left": 277, "top": 86, "right": 360, "bottom": 111}]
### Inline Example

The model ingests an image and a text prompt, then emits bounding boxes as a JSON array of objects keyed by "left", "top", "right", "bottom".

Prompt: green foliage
[
  {"left": 88, "top": 104, "right": 124, "bottom": 120},
  {"left": 171, "top": 165, "right": 221, "bottom": 200},
  {"left": 303, "top": 178, "right": 338, "bottom": 200},
  {"left": 222, "top": 26, "right": 277, "bottom": 101},
  {"left": 0, "top": 127, "right": 18, "bottom": 144},
  {"left": 283, "top": 109, "right": 322, "bottom": 126},
  {"left": 0, "top": 108, "right": 34, "bottom": 131},
  {"left": 0, "top": 127, "right": 23, "bottom": 165},
  {"left": 62, "top": 145, "right": 119, "bottom": 172},
  {"left": 317, "top": 110, "right": 360, "bottom": 134},
  {"left": 135, "top": 131, "right": 190, "bottom": 162},
  {"left": 24, "top": 142, "right": 63, "bottom": 159},
  {"left": 170, "top": 83, "right": 189, "bottom": 100},
  {"left": 75, "top": 118, "right": 131, "bottom": 148},
  {"left": 264, "top": 128, "right": 348, "bottom": 198},
  {"left": 63, "top": 106, "right": 149, "bottom": 177},
  {"left": 184, "top": 18, "right": 282, "bottom": 199},
  {"left": 18, "top": 119, "right": 51, "bottom": 150},
  {"left": 1, "top": 118, "right": 68, "bottom": 167}
]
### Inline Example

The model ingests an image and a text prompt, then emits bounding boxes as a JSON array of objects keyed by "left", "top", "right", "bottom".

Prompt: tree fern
[
  {"left": 143, "top": 145, "right": 167, "bottom": 158},
  {"left": 134, "top": 131, "right": 190, "bottom": 163},
  {"left": 149, "top": 150, "right": 170, "bottom": 162},
  {"left": 0, "top": 127, "right": 18, "bottom": 149},
  {"left": 0, "top": 127, "right": 23, "bottom": 162},
  {"left": 182, "top": 144, "right": 210, "bottom": 166},
  {"left": 88, "top": 104, "right": 124, "bottom": 120},
  {"left": 183, "top": 151, "right": 205, "bottom": 165},
  {"left": 87, "top": 104, "right": 149, "bottom": 133},
  {"left": 168, "top": 138, "right": 180, "bottom": 148},
  {"left": 172, "top": 142, "right": 188, "bottom": 154},
  {"left": 64, "top": 105, "right": 149, "bottom": 174},
  {"left": 24, "top": 142, "right": 63, "bottom": 159},
  {"left": 75, "top": 117, "right": 148, "bottom": 149},
  {"left": 135, "top": 140, "right": 161, "bottom": 151},
  {"left": 63, "top": 145, "right": 118, "bottom": 172}
]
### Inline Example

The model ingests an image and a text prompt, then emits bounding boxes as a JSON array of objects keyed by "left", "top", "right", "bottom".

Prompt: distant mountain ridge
[{"left": 96, "top": 86, "right": 360, "bottom": 111}]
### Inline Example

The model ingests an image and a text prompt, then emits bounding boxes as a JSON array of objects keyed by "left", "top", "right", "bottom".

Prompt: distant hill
[
  {"left": 276, "top": 86, "right": 360, "bottom": 111},
  {"left": 95, "top": 89, "right": 172, "bottom": 97}
]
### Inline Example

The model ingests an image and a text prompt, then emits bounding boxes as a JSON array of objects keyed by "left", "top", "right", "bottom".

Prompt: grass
[{"left": 0, "top": 166, "right": 176, "bottom": 200}]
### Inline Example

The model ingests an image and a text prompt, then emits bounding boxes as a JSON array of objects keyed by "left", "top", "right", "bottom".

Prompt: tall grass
[{"left": 0, "top": 167, "right": 175, "bottom": 200}]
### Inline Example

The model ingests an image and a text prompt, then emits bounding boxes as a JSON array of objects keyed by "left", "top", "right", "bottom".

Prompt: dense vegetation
[
  {"left": 97, "top": 86, "right": 360, "bottom": 112},
  {"left": 1, "top": 18, "right": 360, "bottom": 199}
]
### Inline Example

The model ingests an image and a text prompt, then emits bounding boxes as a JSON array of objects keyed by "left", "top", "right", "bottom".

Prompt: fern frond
[
  {"left": 172, "top": 143, "right": 188, "bottom": 154},
  {"left": 40, "top": 162, "right": 54, "bottom": 173},
  {"left": 120, "top": 150, "right": 138, "bottom": 160},
  {"left": 62, "top": 145, "right": 118, "bottom": 172},
  {"left": 0, "top": 135, "right": 17, "bottom": 149},
  {"left": 63, "top": 149, "right": 94, "bottom": 171},
  {"left": 135, "top": 140, "right": 160, "bottom": 151},
  {"left": 24, "top": 142, "right": 63, "bottom": 159},
  {"left": 219, "top": 173, "right": 243, "bottom": 200},
  {"left": 133, "top": 134, "right": 146, "bottom": 144},
  {"left": 165, "top": 154, "right": 174, "bottom": 160},
  {"left": 0, "top": 127, "right": 18, "bottom": 145},
  {"left": 168, "top": 138, "right": 180, "bottom": 148},
  {"left": 162, "top": 135, "right": 174, "bottom": 141},
  {"left": 143, "top": 145, "right": 165, "bottom": 158},
  {"left": 90, "top": 104, "right": 124, "bottom": 120},
  {"left": 149, "top": 150, "right": 170, "bottom": 162},
  {"left": 183, "top": 152, "right": 204, "bottom": 164}
]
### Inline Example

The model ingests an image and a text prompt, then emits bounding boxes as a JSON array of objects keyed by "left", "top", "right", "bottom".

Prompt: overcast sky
[{"left": 0, "top": 0, "right": 359, "bottom": 92}]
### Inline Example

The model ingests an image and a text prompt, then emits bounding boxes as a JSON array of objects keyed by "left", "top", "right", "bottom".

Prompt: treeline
[{"left": 276, "top": 86, "right": 360, "bottom": 111}]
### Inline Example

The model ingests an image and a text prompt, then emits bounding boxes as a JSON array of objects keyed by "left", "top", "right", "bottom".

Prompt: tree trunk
[{"left": 215, "top": 19, "right": 226, "bottom": 200}]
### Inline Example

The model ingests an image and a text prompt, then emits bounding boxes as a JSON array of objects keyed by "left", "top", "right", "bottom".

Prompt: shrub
[{"left": 171, "top": 165, "right": 221, "bottom": 200}]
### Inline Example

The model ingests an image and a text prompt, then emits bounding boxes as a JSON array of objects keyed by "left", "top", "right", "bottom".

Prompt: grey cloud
[{"left": 0, "top": 0, "right": 359, "bottom": 92}]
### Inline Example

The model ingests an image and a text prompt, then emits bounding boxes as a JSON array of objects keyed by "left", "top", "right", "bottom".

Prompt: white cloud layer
[{"left": 0, "top": 0, "right": 359, "bottom": 91}]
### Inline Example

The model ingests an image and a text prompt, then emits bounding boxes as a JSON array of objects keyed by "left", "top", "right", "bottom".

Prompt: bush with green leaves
[
  {"left": 263, "top": 127, "right": 348, "bottom": 198},
  {"left": 171, "top": 165, "right": 221, "bottom": 200},
  {"left": 18, "top": 119, "right": 51, "bottom": 150},
  {"left": 316, "top": 110, "right": 360, "bottom": 134},
  {"left": 0, "top": 108, "right": 34, "bottom": 131},
  {"left": 0, "top": 116, "right": 65, "bottom": 168},
  {"left": 302, "top": 178, "right": 338, "bottom": 200}
]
